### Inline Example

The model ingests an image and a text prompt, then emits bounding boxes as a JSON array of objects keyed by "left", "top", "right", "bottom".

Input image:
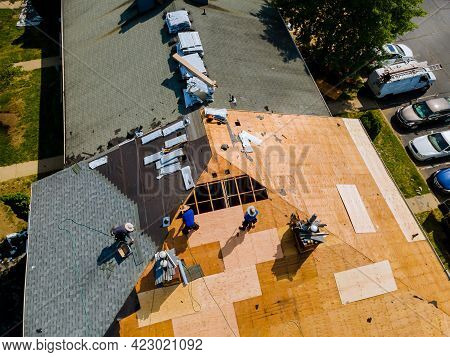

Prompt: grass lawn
[
  {"left": 347, "top": 109, "right": 429, "bottom": 198},
  {"left": 0, "top": 8, "right": 62, "bottom": 167},
  {"left": 0, "top": 9, "right": 58, "bottom": 66},
  {"left": 0, "top": 175, "right": 35, "bottom": 240},
  {"left": 416, "top": 209, "right": 450, "bottom": 270}
]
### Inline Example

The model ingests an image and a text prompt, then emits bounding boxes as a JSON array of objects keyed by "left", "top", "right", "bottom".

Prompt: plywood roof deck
[{"left": 120, "top": 110, "right": 450, "bottom": 337}]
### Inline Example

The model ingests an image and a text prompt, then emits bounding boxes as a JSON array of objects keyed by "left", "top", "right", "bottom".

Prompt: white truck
[{"left": 367, "top": 61, "right": 442, "bottom": 98}]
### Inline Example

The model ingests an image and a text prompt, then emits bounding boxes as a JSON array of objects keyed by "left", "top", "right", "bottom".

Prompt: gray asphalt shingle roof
[{"left": 62, "top": 0, "right": 329, "bottom": 161}]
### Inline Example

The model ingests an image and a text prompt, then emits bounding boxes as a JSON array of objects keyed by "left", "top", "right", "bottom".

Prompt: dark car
[
  {"left": 396, "top": 97, "right": 450, "bottom": 129},
  {"left": 431, "top": 167, "right": 450, "bottom": 195}
]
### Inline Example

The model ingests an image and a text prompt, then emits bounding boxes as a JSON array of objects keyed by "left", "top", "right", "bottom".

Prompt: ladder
[{"left": 384, "top": 63, "right": 443, "bottom": 81}]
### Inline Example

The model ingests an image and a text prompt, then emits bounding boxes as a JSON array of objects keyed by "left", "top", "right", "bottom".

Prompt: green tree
[{"left": 274, "top": 0, "right": 425, "bottom": 78}]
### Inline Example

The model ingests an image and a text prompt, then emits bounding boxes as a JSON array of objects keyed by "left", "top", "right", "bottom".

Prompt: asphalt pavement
[{"left": 371, "top": 0, "right": 449, "bottom": 184}]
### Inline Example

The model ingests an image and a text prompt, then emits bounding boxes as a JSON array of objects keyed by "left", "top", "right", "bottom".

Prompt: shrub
[
  {"left": 0, "top": 192, "right": 30, "bottom": 221},
  {"left": 359, "top": 110, "right": 382, "bottom": 140},
  {"left": 0, "top": 65, "right": 21, "bottom": 92}
]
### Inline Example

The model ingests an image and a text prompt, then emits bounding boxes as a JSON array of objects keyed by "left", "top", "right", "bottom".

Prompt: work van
[{"left": 367, "top": 61, "right": 440, "bottom": 98}]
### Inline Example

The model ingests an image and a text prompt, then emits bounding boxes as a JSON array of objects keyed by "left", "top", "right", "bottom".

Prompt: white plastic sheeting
[
  {"left": 239, "top": 131, "right": 263, "bottom": 153},
  {"left": 183, "top": 77, "right": 215, "bottom": 108},
  {"left": 16, "top": 0, "right": 42, "bottom": 27}
]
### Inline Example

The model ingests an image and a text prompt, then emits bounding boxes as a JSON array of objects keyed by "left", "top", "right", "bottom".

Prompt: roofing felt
[
  {"left": 62, "top": 0, "right": 329, "bottom": 161},
  {"left": 24, "top": 112, "right": 210, "bottom": 336}
]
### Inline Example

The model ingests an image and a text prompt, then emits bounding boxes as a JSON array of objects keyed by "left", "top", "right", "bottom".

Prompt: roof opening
[{"left": 179, "top": 175, "right": 268, "bottom": 216}]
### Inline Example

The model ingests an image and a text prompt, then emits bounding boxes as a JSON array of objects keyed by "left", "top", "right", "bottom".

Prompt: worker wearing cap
[
  {"left": 111, "top": 222, "right": 134, "bottom": 242},
  {"left": 239, "top": 206, "right": 259, "bottom": 231},
  {"left": 181, "top": 205, "right": 199, "bottom": 235}
]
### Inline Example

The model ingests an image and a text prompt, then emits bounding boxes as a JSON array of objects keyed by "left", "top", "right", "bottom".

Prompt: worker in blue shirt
[
  {"left": 239, "top": 206, "right": 259, "bottom": 231},
  {"left": 181, "top": 205, "right": 199, "bottom": 235}
]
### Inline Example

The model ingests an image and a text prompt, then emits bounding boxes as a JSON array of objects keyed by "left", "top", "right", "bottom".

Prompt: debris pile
[
  {"left": 183, "top": 77, "right": 215, "bottom": 107},
  {"left": 16, "top": 0, "right": 42, "bottom": 27}
]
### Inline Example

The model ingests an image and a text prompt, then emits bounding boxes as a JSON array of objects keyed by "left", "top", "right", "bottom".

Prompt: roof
[
  {"left": 62, "top": 0, "right": 329, "bottom": 162},
  {"left": 119, "top": 110, "right": 450, "bottom": 337},
  {"left": 427, "top": 97, "right": 450, "bottom": 112},
  {"left": 24, "top": 112, "right": 210, "bottom": 336}
]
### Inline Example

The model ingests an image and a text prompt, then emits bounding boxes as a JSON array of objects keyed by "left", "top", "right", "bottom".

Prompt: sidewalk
[
  {"left": 0, "top": 156, "right": 64, "bottom": 182},
  {"left": 406, "top": 193, "right": 440, "bottom": 214},
  {"left": 0, "top": 1, "right": 22, "bottom": 9},
  {"left": 13, "top": 56, "right": 60, "bottom": 71}
]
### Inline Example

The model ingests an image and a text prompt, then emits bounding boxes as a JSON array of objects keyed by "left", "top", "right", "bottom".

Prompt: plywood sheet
[
  {"left": 336, "top": 184, "right": 376, "bottom": 233},
  {"left": 188, "top": 206, "right": 243, "bottom": 247},
  {"left": 334, "top": 260, "right": 398, "bottom": 304},
  {"left": 172, "top": 304, "right": 239, "bottom": 337},
  {"left": 343, "top": 119, "right": 425, "bottom": 242}
]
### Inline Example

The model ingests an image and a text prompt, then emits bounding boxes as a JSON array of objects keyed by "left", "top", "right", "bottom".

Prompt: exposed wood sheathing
[{"left": 120, "top": 111, "right": 450, "bottom": 337}]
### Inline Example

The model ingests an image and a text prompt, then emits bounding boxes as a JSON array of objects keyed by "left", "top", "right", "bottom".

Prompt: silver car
[
  {"left": 397, "top": 97, "right": 450, "bottom": 129},
  {"left": 408, "top": 130, "right": 450, "bottom": 161}
]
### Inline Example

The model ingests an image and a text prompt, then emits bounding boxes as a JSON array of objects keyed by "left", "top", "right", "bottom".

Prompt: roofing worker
[
  {"left": 181, "top": 205, "right": 199, "bottom": 235},
  {"left": 239, "top": 206, "right": 259, "bottom": 231},
  {"left": 111, "top": 222, "right": 134, "bottom": 243}
]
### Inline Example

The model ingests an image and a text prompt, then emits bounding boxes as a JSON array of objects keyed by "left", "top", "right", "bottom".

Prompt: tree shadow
[
  {"left": 10, "top": 1, "right": 64, "bottom": 175},
  {"left": 271, "top": 227, "right": 314, "bottom": 281},
  {"left": 420, "top": 211, "right": 450, "bottom": 264},
  {"left": 250, "top": 1, "right": 298, "bottom": 63},
  {"left": 118, "top": 0, "right": 174, "bottom": 34}
]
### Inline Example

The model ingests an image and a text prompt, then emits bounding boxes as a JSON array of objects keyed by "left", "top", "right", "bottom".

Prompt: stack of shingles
[
  {"left": 141, "top": 119, "right": 194, "bottom": 190},
  {"left": 165, "top": 10, "right": 192, "bottom": 34},
  {"left": 176, "top": 32, "right": 215, "bottom": 108}
]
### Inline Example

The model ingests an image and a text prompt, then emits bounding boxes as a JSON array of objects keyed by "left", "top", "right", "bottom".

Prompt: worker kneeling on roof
[
  {"left": 181, "top": 205, "right": 199, "bottom": 235},
  {"left": 111, "top": 222, "right": 135, "bottom": 244}
]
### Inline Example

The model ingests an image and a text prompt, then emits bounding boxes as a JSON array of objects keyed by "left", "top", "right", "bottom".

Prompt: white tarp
[
  {"left": 141, "top": 129, "right": 163, "bottom": 145},
  {"left": 165, "top": 134, "right": 188, "bottom": 148},
  {"left": 88, "top": 156, "right": 107, "bottom": 169}
]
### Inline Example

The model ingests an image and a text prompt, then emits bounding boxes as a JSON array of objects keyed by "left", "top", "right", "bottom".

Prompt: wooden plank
[
  {"left": 334, "top": 260, "right": 398, "bottom": 304},
  {"left": 336, "top": 184, "right": 376, "bottom": 233},
  {"left": 173, "top": 53, "right": 217, "bottom": 87}
]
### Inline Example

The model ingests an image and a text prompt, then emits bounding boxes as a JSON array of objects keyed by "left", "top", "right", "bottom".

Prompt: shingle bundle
[
  {"left": 165, "top": 10, "right": 191, "bottom": 34},
  {"left": 183, "top": 77, "right": 215, "bottom": 107},
  {"left": 177, "top": 32, "right": 204, "bottom": 57},
  {"left": 179, "top": 53, "right": 207, "bottom": 79}
]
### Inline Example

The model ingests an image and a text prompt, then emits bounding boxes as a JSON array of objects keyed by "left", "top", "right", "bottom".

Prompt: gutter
[
  {"left": 61, "top": 0, "right": 67, "bottom": 167},
  {"left": 22, "top": 183, "right": 32, "bottom": 337},
  {"left": 275, "top": 8, "right": 332, "bottom": 116}
]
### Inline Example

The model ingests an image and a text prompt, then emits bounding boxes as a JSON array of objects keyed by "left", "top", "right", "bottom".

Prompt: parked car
[
  {"left": 397, "top": 97, "right": 450, "bottom": 129},
  {"left": 381, "top": 43, "right": 414, "bottom": 65},
  {"left": 408, "top": 130, "right": 450, "bottom": 161},
  {"left": 431, "top": 167, "right": 450, "bottom": 195}
]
